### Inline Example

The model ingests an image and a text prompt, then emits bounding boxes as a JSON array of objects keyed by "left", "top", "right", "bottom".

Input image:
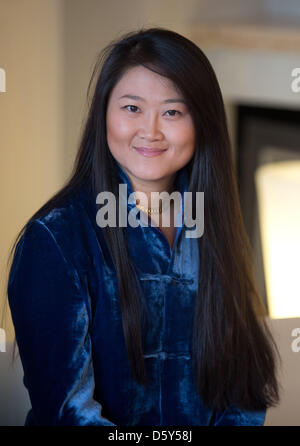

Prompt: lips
[
  {"left": 134, "top": 146, "right": 167, "bottom": 152},
  {"left": 133, "top": 146, "right": 167, "bottom": 157}
]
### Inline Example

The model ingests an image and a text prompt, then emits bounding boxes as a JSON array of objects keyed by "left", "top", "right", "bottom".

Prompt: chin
[{"left": 136, "top": 171, "right": 166, "bottom": 181}]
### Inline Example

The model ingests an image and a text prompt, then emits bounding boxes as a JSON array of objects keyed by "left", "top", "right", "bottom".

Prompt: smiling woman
[{"left": 6, "top": 27, "right": 280, "bottom": 426}]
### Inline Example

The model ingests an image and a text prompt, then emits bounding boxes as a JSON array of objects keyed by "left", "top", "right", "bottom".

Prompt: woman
[{"left": 6, "top": 27, "right": 280, "bottom": 426}]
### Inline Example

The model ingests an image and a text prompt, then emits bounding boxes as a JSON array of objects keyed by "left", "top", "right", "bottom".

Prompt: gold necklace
[
  {"left": 135, "top": 200, "right": 172, "bottom": 215},
  {"left": 136, "top": 203, "right": 163, "bottom": 215}
]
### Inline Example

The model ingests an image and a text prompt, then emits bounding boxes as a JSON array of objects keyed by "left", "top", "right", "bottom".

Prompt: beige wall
[{"left": 0, "top": 0, "right": 65, "bottom": 341}]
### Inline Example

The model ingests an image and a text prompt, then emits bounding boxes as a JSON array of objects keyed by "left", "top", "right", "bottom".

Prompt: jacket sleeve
[
  {"left": 7, "top": 219, "right": 116, "bottom": 426},
  {"left": 212, "top": 404, "right": 266, "bottom": 426}
]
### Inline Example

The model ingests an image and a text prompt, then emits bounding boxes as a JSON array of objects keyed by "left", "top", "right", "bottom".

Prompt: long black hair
[{"left": 4, "top": 26, "right": 281, "bottom": 412}]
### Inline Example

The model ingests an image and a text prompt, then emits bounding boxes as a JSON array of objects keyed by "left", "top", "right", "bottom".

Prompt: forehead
[{"left": 111, "top": 65, "right": 182, "bottom": 97}]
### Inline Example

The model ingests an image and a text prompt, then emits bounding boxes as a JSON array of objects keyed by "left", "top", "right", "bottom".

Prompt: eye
[
  {"left": 123, "top": 105, "right": 139, "bottom": 113},
  {"left": 165, "top": 109, "right": 181, "bottom": 117},
  {"left": 122, "top": 105, "right": 182, "bottom": 116}
]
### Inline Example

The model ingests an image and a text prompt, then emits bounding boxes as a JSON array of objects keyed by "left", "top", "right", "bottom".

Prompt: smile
[{"left": 133, "top": 147, "right": 167, "bottom": 157}]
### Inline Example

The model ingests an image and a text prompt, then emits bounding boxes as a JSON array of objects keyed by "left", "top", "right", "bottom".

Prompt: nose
[{"left": 138, "top": 111, "right": 163, "bottom": 141}]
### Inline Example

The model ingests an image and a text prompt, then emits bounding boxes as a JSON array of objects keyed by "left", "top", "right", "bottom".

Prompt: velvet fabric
[{"left": 7, "top": 163, "right": 266, "bottom": 426}]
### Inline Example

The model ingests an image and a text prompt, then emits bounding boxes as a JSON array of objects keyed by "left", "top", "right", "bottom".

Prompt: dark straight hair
[{"left": 4, "top": 27, "right": 281, "bottom": 412}]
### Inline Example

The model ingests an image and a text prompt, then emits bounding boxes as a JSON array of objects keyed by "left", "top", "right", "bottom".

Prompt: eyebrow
[{"left": 118, "top": 94, "right": 186, "bottom": 104}]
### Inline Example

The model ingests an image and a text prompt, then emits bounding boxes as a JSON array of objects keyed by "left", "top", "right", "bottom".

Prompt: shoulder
[
  {"left": 35, "top": 183, "right": 94, "bottom": 242},
  {"left": 13, "top": 183, "right": 97, "bottom": 276}
]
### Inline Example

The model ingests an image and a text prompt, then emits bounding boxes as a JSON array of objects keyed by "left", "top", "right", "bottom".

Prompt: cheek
[
  {"left": 170, "top": 122, "right": 195, "bottom": 151},
  {"left": 107, "top": 111, "right": 134, "bottom": 141}
]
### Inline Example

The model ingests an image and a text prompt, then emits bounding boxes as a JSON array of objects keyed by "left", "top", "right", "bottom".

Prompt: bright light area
[
  {"left": 0, "top": 68, "right": 6, "bottom": 92},
  {"left": 255, "top": 160, "right": 300, "bottom": 319}
]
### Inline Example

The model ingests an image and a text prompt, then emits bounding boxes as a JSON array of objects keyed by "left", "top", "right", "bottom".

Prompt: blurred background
[{"left": 0, "top": 0, "right": 299, "bottom": 426}]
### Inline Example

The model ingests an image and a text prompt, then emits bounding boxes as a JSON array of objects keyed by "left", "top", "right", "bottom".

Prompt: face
[{"left": 106, "top": 65, "right": 195, "bottom": 190}]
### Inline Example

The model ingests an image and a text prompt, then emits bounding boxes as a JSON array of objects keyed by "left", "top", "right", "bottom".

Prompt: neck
[{"left": 124, "top": 170, "right": 177, "bottom": 211}]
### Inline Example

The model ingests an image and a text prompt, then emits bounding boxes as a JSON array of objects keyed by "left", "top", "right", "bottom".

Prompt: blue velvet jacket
[{"left": 7, "top": 163, "right": 266, "bottom": 426}]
